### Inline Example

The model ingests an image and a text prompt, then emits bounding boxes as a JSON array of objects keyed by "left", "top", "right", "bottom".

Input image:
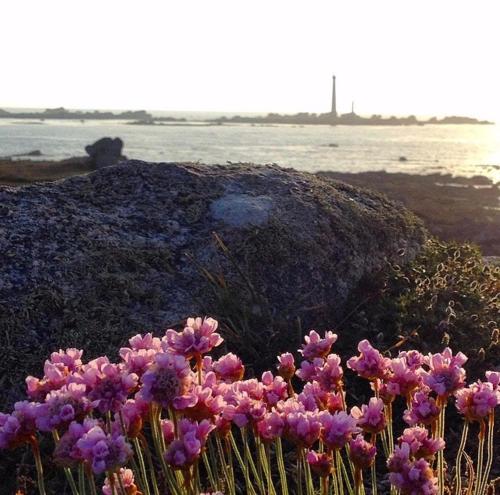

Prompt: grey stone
[{"left": 210, "top": 194, "right": 273, "bottom": 227}]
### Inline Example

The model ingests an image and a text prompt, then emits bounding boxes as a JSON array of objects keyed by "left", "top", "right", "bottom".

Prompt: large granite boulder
[{"left": 0, "top": 161, "right": 426, "bottom": 406}]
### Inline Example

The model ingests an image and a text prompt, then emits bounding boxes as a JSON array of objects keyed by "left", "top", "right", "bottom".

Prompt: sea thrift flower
[
  {"left": 398, "top": 426, "right": 445, "bottom": 459},
  {"left": 399, "top": 350, "right": 425, "bottom": 369},
  {"left": 119, "top": 333, "right": 161, "bottom": 377},
  {"left": 455, "top": 380, "right": 499, "bottom": 422},
  {"left": 315, "top": 354, "right": 344, "bottom": 391},
  {"left": 103, "top": 468, "right": 139, "bottom": 495},
  {"left": 347, "top": 340, "right": 390, "bottom": 380},
  {"left": 422, "top": 348, "right": 467, "bottom": 397},
  {"left": 213, "top": 353, "right": 245, "bottom": 382},
  {"left": 0, "top": 401, "right": 38, "bottom": 449},
  {"left": 257, "top": 411, "right": 285, "bottom": 442},
  {"left": 277, "top": 353, "right": 296, "bottom": 380},
  {"left": 139, "top": 351, "right": 192, "bottom": 408},
  {"left": 223, "top": 392, "right": 266, "bottom": 428},
  {"left": 349, "top": 434, "right": 377, "bottom": 470},
  {"left": 113, "top": 398, "right": 149, "bottom": 438},
  {"left": 35, "top": 383, "right": 92, "bottom": 432},
  {"left": 299, "top": 330, "right": 337, "bottom": 360},
  {"left": 174, "top": 372, "right": 225, "bottom": 420},
  {"left": 306, "top": 450, "right": 333, "bottom": 477},
  {"left": 285, "top": 411, "right": 322, "bottom": 447},
  {"left": 76, "top": 358, "right": 138, "bottom": 414},
  {"left": 298, "top": 382, "right": 343, "bottom": 413},
  {"left": 319, "top": 410, "right": 358, "bottom": 450},
  {"left": 261, "top": 371, "right": 288, "bottom": 406},
  {"left": 53, "top": 418, "right": 101, "bottom": 467},
  {"left": 164, "top": 317, "right": 223, "bottom": 360},
  {"left": 76, "top": 426, "right": 133, "bottom": 474},
  {"left": 296, "top": 358, "right": 324, "bottom": 382},
  {"left": 161, "top": 419, "right": 176, "bottom": 444},
  {"left": 351, "top": 397, "right": 387, "bottom": 434},
  {"left": 486, "top": 371, "right": 500, "bottom": 389},
  {"left": 403, "top": 391, "right": 440, "bottom": 426},
  {"left": 164, "top": 419, "right": 215, "bottom": 470},
  {"left": 387, "top": 443, "right": 438, "bottom": 495},
  {"left": 26, "top": 348, "right": 83, "bottom": 400},
  {"left": 384, "top": 357, "right": 422, "bottom": 397}
]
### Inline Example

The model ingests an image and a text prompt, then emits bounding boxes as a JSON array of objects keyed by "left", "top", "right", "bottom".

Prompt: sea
[{"left": 1, "top": 112, "right": 499, "bottom": 183}]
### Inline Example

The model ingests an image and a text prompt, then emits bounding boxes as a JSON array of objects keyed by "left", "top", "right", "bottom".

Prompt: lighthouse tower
[{"left": 331, "top": 75, "right": 337, "bottom": 117}]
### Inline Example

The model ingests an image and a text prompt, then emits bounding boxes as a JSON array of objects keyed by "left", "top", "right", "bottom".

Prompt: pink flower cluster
[{"left": 0, "top": 316, "right": 498, "bottom": 495}]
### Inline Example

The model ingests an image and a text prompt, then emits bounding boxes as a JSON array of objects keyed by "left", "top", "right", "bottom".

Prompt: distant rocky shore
[{"left": 0, "top": 107, "right": 493, "bottom": 126}]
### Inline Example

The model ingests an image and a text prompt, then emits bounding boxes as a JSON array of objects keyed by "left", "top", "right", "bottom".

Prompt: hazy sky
[{"left": 1, "top": 0, "right": 499, "bottom": 119}]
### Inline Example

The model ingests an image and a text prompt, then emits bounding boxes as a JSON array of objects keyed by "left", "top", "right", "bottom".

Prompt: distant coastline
[{"left": 0, "top": 107, "right": 493, "bottom": 126}]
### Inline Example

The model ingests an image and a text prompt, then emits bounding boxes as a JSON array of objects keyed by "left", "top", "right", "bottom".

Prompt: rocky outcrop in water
[{"left": 0, "top": 161, "right": 426, "bottom": 406}]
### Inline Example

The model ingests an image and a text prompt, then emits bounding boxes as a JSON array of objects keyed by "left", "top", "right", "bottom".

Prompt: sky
[{"left": 1, "top": 0, "right": 500, "bottom": 120}]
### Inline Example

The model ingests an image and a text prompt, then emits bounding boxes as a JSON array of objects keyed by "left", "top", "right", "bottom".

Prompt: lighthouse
[{"left": 331, "top": 75, "right": 337, "bottom": 117}]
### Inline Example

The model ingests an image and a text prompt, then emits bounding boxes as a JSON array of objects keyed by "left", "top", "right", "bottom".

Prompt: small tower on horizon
[{"left": 331, "top": 75, "right": 337, "bottom": 117}]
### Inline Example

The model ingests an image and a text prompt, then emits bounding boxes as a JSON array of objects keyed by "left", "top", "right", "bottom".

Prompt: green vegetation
[{"left": 343, "top": 239, "right": 499, "bottom": 377}]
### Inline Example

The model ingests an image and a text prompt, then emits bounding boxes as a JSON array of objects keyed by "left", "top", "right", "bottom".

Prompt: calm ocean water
[{"left": 1, "top": 117, "right": 499, "bottom": 182}]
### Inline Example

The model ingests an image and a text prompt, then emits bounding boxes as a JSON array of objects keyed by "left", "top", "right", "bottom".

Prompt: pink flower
[
  {"left": 174, "top": 372, "right": 225, "bottom": 420},
  {"left": 213, "top": 353, "right": 245, "bottom": 382},
  {"left": 35, "top": 383, "right": 92, "bottom": 432},
  {"left": 103, "top": 468, "right": 138, "bottom": 495},
  {"left": 223, "top": 392, "right": 266, "bottom": 428},
  {"left": 53, "top": 418, "right": 101, "bottom": 467},
  {"left": 351, "top": 397, "right": 386, "bottom": 434},
  {"left": 347, "top": 340, "right": 390, "bottom": 380},
  {"left": 349, "top": 434, "right": 377, "bottom": 470},
  {"left": 306, "top": 450, "right": 333, "bottom": 477},
  {"left": 315, "top": 354, "right": 344, "bottom": 392},
  {"left": 296, "top": 358, "right": 324, "bottom": 382},
  {"left": 285, "top": 411, "right": 322, "bottom": 447},
  {"left": 319, "top": 410, "right": 358, "bottom": 450},
  {"left": 161, "top": 419, "right": 176, "bottom": 444},
  {"left": 26, "top": 348, "right": 83, "bottom": 400},
  {"left": 455, "top": 380, "right": 499, "bottom": 422},
  {"left": 0, "top": 401, "right": 38, "bottom": 450},
  {"left": 119, "top": 333, "right": 161, "bottom": 377},
  {"left": 261, "top": 371, "right": 288, "bottom": 406},
  {"left": 139, "top": 351, "right": 192, "bottom": 408},
  {"left": 164, "top": 418, "right": 215, "bottom": 470},
  {"left": 387, "top": 443, "right": 438, "bottom": 495},
  {"left": 299, "top": 330, "right": 337, "bottom": 360},
  {"left": 164, "top": 317, "right": 223, "bottom": 360},
  {"left": 76, "top": 426, "right": 132, "bottom": 474},
  {"left": 486, "top": 371, "right": 500, "bottom": 389},
  {"left": 398, "top": 426, "right": 445, "bottom": 460},
  {"left": 298, "top": 382, "right": 343, "bottom": 413},
  {"left": 277, "top": 353, "right": 296, "bottom": 380},
  {"left": 75, "top": 358, "right": 138, "bottom": 414},
  {"left": 421, "top": 348, "right": 467, "bottom": 397},
  {"left": 256, "top": 411, "right": 284, "bottom": 442},
  {"left": 403, "top": 391, "right": 440, "bottom": 426},
  {"left": 113, "top": 398, "right": 149, "bottom": 438},
  {"left": 384, "top": 357, "right": 422, "bottom": 398}
]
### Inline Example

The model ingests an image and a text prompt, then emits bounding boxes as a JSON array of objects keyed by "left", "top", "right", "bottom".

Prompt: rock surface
[
  {"left": 0, "top": 161, "right": 426, "bottom": 406},
  {"left": 85, "top": 137, "right": 125, "bottom": 168}
]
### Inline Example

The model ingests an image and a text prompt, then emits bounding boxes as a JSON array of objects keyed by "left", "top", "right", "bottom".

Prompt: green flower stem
[
  {"left": 225, "top": 436, "right": 236, "bottom": 494},
  {"left": 52, "top": 430, "right": 79, "bottom": 495},
  {"left": 265, "top": 442, "right": 277, "bottom": 495},
  {"left": 478, "top": 412, "right": 495, "bottom": 495},
  {"left": 275, "top": 437, "right": 289, "bottom": 495},
  {"left": 140, "top": 435, "right": 160, "bottom": 495},
  {"left": 436, "top": 401, "right": 447, "bottom": 495},
  {"left": 78, "top": 463, "right": 86, "bottom": 495},
  {"left": 241, "top": 427, "right": 264, "bottom": 493},
  {"left": 335, "top": 450, "right": 345, "bottom": 495},
  {"left": 297, "top": 449, "right": 303, "bottom": 495},
  {"left": 454, "top": 420, "right": 469, "bottom": 495},
  {"left": 337, "top": 450, "right": 354, "bottom": 495},
  {"left": 474, "top": 419, "right": 486, "bottom": 495},
  {"left": 202, "top": 450, "right": 218, "bottom": 493},
  {"left": 87, "top": 469, "right": 98, "bottom": 495},
  {"left": 215, "top": 436, "right": 234, "bottom": 495},
  {"left": 133, "top": 437, "right": 151, "bottom": 495},
  {"left": 30, "top": 437, "right": 47, "bottom": 495},
  {"left": 229, "top": 430, "right": 257, "bottom": 495}
]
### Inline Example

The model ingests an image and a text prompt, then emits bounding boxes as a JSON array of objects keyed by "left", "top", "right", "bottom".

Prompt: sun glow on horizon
[{"left": 1, "top": 0, "right": 500, "bottom": 122}]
